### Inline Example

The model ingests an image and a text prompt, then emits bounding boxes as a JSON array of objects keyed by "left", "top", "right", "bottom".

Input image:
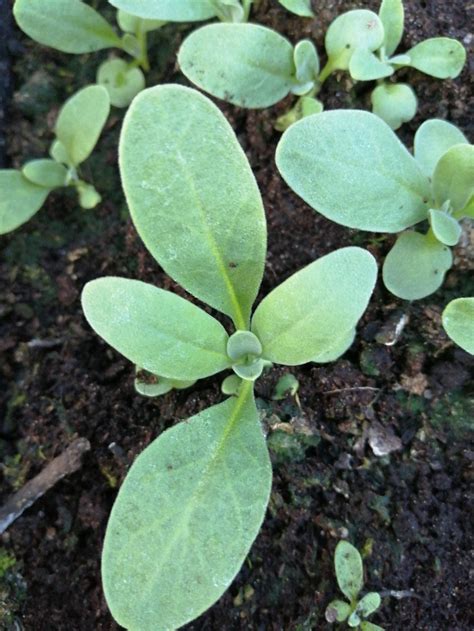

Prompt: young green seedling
[
  {"left": 178, "top": 0, "right": 465, "bottom": 130},
  {"left": 13, "top": 0, "right": 165, "bottom": 107},
  {"left": 81, "top": 84, "right": 378, "bottom": 630},
  {"left": 276, "top": 111, "right": 473, "bottom": 300},
  {"left": 0, "top": 85, "right": 109, "bottom": 235},
  {"left": 108, "top": 0, "right": 254, "bottom": 23},
  {"left": 442, "top": 298, "right": 474, "bottom": 355},
  {"left": 326, "top": 541, "right": 384, "bottom": 630}
]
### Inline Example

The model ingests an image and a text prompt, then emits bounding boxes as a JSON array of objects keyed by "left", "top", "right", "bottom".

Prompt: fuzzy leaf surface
[
  {"left": 406, "top": 38, "right": 466, "bottom": 78},
  {"left": 379, "top": 0, "right": 404, "bottom": 57},
  {"left": 325, "top": 10, "right": 384, "bottom": 70},
  {"left": 312, "top": 327, "right": 355, "bottom": 364},
  {"left": 382, "top": 231, "right": 452, "bottom": 300},
  {"left": 442, "top": 298, "right": 474, "bottom": 355},
  {"left": 335, "top": 541, "right": 363, "bottom": 602},
  {"left": 251, "top": 247, "right": 377, "bottom": 365},
  {"left": 179, "top": 24, "right": 295, "bottom": 108},
  {"left": 428, "top": 209, "right": 461, "bottom": 246},
  {"left": 14, "top": 0, "right": 121, "bottom": 53},
  {"left": 109, "top": 0, "right": 216, "bottom": 21},
  {"left": 279, "top": 0, "right": 314, "bottom": 17},
  {"left": 414, "top": 119, "right": 469, "bottom": 178},
  {"left": 120, "top": 85, "right": 266, "bottom": 328},
  {"left": 371, "top": 82, "right": 417, "bottom": 130},
  {"left": 55, "top": 85, "right": 110, "bottom": 167},
  {"left": 433, "top": 144, "right": 474, "bottom": 211},
  {"left": 0, "top": 170, "right": 49, "bottom": 235},
  {"left": 276, "top": 110, "right": 431, "bottom": 232},
  {"left": 81, "top": 277, "right": 230, "bottom": 381},
  {"left": 349, "top": 48, "right": 393, "bottom": 81},
  {"left": 102, "top": 386, "right": 272, "bottom": 630}
]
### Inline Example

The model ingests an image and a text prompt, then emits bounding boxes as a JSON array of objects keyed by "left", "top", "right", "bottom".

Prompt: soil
[{"left": 0, "top": 0, "right": 473, "bottom": 630}]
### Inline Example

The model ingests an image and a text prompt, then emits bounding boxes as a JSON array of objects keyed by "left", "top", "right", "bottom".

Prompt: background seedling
[
  {"left": 442, "top": 298, "right": 474, "bottom": 355},
  {"left": 325, "top": 541, "right": 384, "bottom": 630},
  {"left": 81, "top": 84, "right": 378, "bottom": 630},
  {"left": 276, "top": 111, "right": 473, "bottom": 300},
  {"left": 0, "top": 85, "right": 109, "bottom": 235}
]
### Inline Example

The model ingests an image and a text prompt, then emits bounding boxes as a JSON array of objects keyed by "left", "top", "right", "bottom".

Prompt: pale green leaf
[
  {"left": 460, "top": 195, "right": 474, "bottom": 219},
  {"left": 210, "top": 0, "right": 245, "bottom": 22},
  {"left": 117, "top": 10, "right": 165, "bottom": 33},
  {"left": 109, "top": 0, "right": 216, "bottom": 21},
  {"left": 102, "top": 384, "right": 272, "bottom": 630},
  {"left": 414, "top": 119, "right": 469, "bottom": 178},
  {"left": 433, "top": 144, "right": 474, "bottom": 211},
  {"left": 312, "top": 327, "right": 355, "bottom": 364},
  {"left": 0, "top": 170, "right": 49, "bottom": 235},
  {"left": 292, "top": 40, "right": 319, "bottom": 95},
  {"left": 279, "top": 0, "right": 314, "bottom": 18},
  {"left": 382, "top": 231, "right": 452, "bottom": 300},
  {"left": 251, "top": 247, "right": 377, "bottom": 365},
  {"left": 349, "top": 47, "right": 394, "bottom": 81},
  {"left": 272, "top": 373, "right": 299, "bottom": 400},
  {"left": 221, "top": 374, "right": 242, "bottom": 396},
  {"left": 97, "top": 58, "right": 145, "bottom": 108},
  {"left": 389, "top": 53, "right": 410, "bottom": 65},
  {"left": 14, "top": 0, "right": 121, "bottom": 53},
  {"left": 379, "top": 0, "right": 404, "bottom": 57},
  {"left": 120, "top": 84, "right": 267, "bottom": 328},
  {"left": 371, "top": 82, "right": 417, "bottom": 130},
  {"left": 361, "top": 622, "right": 386, "bottom": 631},
  {"left": 325, "top": 10, "right": 385, "bottom": 71},
  {"left": 22, "top": 159, "right": 68, "bottom": 189},
  {"left": 442, "top": 297, "right": 474, "bottom": 355},
  {"left": 274, "top": 95, "right": 323, "bottom": 132},
  {"left": 179, "top": 24, "right": 295, "bottom": 108},
  {"left": 428, "top": 209, "right": 462, "bottom": 246},
  {"left": 276, "top": 110, "right": 431, "bottom": 232},
  {"left": 357, "top": 592, "right": 382, "bottom": 617},
  {"left": 81, "top": 277, "right": 230, "bottom": 381},
  {"left": 335, "top": 541, "right": 363, "bottom": 602},
  {"left": 406, "top": 37, "right": 466, "bottom": 79},
  {"left": 134, "top": 368, "right": 195, "bottom": 397},
  {"left": 348, "top": 610, "right": 362, "bottom": 627},
  {"left": 55, "top": 85, "right": 110, "bottom": 166},
  {"left": 49, "top": 140, "right": 70, "bottom": 166},
  {"left": 76, "top": 182, "right": 102, "bottom": 209},
  {"left": 325, "top": 599, "right": 352, "bottom": 623}
]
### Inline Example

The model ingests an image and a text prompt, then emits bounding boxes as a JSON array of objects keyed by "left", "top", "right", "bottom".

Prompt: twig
[
  {"left": 323, "top": 386, "right": 380, "bottom": 395},
  {"left": 0, "top": 437, "right": 91, "bottom": 534}
]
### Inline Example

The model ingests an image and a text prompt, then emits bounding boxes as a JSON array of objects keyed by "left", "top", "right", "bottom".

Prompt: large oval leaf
[
  {"left": 55, "top": 85, "right": 110, "bottom": 167},
  {"left": 109, "top": 0, "right": 216, "bottom": 21},
  {"left": 335, "top": 541, "right": 363, "bottom": 602},
  {"left": 14, "top": 0, "right": 121, "bottom": 53},
  {"left": 178, "top": 24, "right": 295, "bottom": 108},
  {"left": 432, "top": 144, "right": 474, "bottom": 212},
  {"left": 276, "top": 110, "right": 431, "bottom": 232},
  {"left": 102, "top": 384, "right": 272, "bottom": 630},
  {"left": 382, "top": 231, "right": 452, "bottom": 300},
  {"left": 442, "top": 298, "right": 474, "bottom": 355},
  {"left": 414, "top": 119, "right": 468, "bottom": 178},
  {"left": 0, "top": 170, "right": 50, "bottom": 235},
  {"left": 251, "top": 247, "right": 377, "bottom": 365},
  {"left": 81, "top": 277, "right": 230, "bottom": 381},
  {"left": 120, "top": 84, "right": 267, "bottom": 328},
  {"left": 406, "top": 37, "right": 466, "bottom": 79}
]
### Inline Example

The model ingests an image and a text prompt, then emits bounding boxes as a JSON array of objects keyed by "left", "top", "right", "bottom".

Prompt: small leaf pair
[
  {"left": 326, "top": 541, "right": 384, "bottom": 630},
  {"left": 0, "top": 85, "right": 109, "bottom": 235},
  {"left": 81, "top": 84, "right": 378, "bottom": 629},
  {"left": 109, "top": 0, "right": 254, "bottom": 23},
  {"left": 277, "top": 111, "right": 473, "bottom": 300},
  {"left": 14, "top": 0, "right": 165, "bottom": 107}
]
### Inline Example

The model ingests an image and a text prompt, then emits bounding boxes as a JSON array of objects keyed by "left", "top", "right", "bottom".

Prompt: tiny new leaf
[
  {"left": 432, "top": 144, "right": 474, "bottom": 212},
  {"left": 97, "top": 58, "right": 146, "bottom": 108},
  {"left": 371, "top": 82, "right": 417, "bottom": 130},
  {"left": 414, "top": 119, "right": 469, "bottom": 178},
  {"left": 325, "top": 10, "right": 385, "bottom": 71}
]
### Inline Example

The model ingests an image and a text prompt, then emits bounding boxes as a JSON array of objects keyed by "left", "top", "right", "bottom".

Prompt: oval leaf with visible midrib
[
  {"left": 276, "top": 110, "right": 431, "bottom": 232},
  {"left": 81, "top": 277, "right": 230, "bottom": 381},
  {"left": 0, "top": 170, "right": 50, "bottom": 235},
  {"left": 179, "top": 24, "right": 295, "bottom": 108},
  {"left": 14, "top": 0, "right": 121, "bottom": 53},
  {"left": 102, "top": 386, "right": 272, "bottom": 630},
  {"left": 120, "top": 84, "right": 267, "bottom": 328},
  {"left": 251, "top": 247, "right": 377, "bottom": 365}
]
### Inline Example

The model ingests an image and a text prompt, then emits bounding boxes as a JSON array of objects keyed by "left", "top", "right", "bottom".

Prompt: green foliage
[
  {"left": 442, "top": 298, "right": 474, "bottom": 355},
  {"left": 134, "top": 368, "right": 195, "bottom": 397},
  {"left": 0, "top": 85, "right": 109, "bottom": 235},
  {"left": 278, "top": 0, "right": 314, "bottom": 18},
  {"left": 370, "top": 83, "right": 417, "bottom": 130},
  {"left": 326, "top": 541, "right": 384, "bottom": 629},
  {"left": 82, "top": 85, "right": 377, "bottom": 628},
  {"left": 109, "top": 0, "right": 251, "bottom": 22},
  {"left": 277, "top": 110, "right": 472, "bottom": 300},
  {"left": 272, "top": 373, "right": 299, "bottom": 400},
  {"left": 97, "top": 58, "right": 145, "bottom": 108}
]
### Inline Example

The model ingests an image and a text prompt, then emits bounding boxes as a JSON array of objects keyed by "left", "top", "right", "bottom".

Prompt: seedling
[
  {"left": 14, "top": 0, "right": 165, "bottom": 107},
  {"left": 0, "top": 85, "right": 109, "bottom": 235},
  {"left": 108, "top": 0, "right": 254, "bottom": 24},
  {"left": 178, "top": 0, "right": 465, "bottom": 130},
  {"left": 442, "top": 298, "right": 474, "bottom": 355},
  {"left": 276, "top": 112, "right": 473, "bottom": 300},
  {"left": 325, "top": 541, "right": 384, "bottom": 630},
  {"left": 81, "top": 84, "right": 378, "bottom": 630}
]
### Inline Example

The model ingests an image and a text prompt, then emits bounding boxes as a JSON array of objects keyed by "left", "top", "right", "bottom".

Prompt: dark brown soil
[{"left": 1, "top": 1, "right": 473, "bottom": 630}]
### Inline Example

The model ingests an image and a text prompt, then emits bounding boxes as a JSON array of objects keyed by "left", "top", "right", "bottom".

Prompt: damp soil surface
[{"left": 0, "top": 1, "right": 473, "bottom": 629}]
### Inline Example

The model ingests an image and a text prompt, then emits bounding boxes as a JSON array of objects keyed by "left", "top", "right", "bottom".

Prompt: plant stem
[
  {"left": 242, "top": 0, "right": 253, "bottom": 21},
  {"left": 136, "top": 26, "right": 150, "bottom": 72},
  {"left": 317, "top": 59, "right": 335, "bottom": 86}
]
